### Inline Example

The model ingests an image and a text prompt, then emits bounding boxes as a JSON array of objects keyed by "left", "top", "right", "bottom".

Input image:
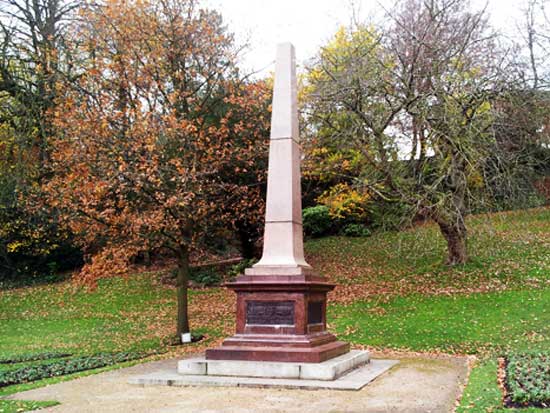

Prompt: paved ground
[{"left": 6, "top": 353, "right": 468, "bottom": 413}]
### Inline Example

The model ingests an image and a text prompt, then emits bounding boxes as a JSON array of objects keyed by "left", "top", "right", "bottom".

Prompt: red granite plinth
[{"left": 205, "top": 272, "right": 350, "bottom": 363}]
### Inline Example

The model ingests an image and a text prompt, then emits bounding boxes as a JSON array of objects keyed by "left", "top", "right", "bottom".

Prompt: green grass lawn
[
  {"left": 0, "top": 399, "right": 58, "bottom": 413},
  {"left": 0, "top": 206, "right": 549, "bottom": 412},
  {"left": 0, "top": 275, "right": 231, "bottom": 411},
  {"left": 331, "top": 288, "right": 550, "bottom": 354},
  {"left": 0, "top": 275, "right": 230, "bottom": 358},
  {"left": 0, "top": 275, "right": 174, "bottom": 357}
]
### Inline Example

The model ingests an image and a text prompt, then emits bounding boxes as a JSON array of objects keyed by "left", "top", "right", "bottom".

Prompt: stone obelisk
[
  {"left": 246, "top": 42, "right": 311, "bottom": 275},
  {"left": 205, "top": 43, "right": 349, "bottom": 363}
]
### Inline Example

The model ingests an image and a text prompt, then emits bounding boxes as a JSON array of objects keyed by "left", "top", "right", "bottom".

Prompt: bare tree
[
  {"left": 0, "top": 0, "right": 80, "bottom": 165},
  {"left": 305, "top": 0, "right": 513, "bottom": 264},
  {"left": 521, "top": 0, "right": 550, "bottom": 89}
]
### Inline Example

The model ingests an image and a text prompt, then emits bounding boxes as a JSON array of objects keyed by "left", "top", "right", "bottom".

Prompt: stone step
[
  {"left": 177, "top": 350, "right": 370, "bottom": 381},
  {"left": 129, "top": 358, "right": 399, "bottom": 391}
]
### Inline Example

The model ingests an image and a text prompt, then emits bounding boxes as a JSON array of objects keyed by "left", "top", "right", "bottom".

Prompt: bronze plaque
[
  {"left": 308, "top": 301, "right": 323, "bottom": 324},
  {"left": 246, "top": 301, "right": 294, "bottom": 325}
]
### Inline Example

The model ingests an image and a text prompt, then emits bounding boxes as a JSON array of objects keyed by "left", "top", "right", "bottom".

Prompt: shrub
[
  {"left": 0, "top": 352, "right": 147, "bottom": 387},
  {"left": 505, "top": 352, "right": 550, "bottom": 407},
  {"left": 189, "top": 266, "right": 222, "bottom": 287},
  {"left": 341, "top": 223, "right": 371, "bottom": 237},
  {"left": 227, "top": 258, "right": 258, "bottom": 279},
  {"left": 316, "top": 183, "right": 369, "bottom": 222},
  {"left": 303, "top": 205, "right": 333, "bottom": 237},
  {"left": 0, "top": 175, "right": 82, "bottom": 284}
]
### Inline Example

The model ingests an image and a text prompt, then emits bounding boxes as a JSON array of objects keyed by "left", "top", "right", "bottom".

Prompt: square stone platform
[
  {"left": 179, "top": 350, "right": 369, "bottom": 380},
  {"left": 129, "top": 351, "right": 398, "bottom": 391}
]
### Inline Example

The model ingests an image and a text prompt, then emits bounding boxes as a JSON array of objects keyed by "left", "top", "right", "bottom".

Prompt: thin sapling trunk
[{"left": 176, "top": 245, "right": 191, "bottom": 343}]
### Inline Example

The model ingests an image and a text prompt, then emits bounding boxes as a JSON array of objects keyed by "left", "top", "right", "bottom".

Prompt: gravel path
[{"left": 6, "top": 354, "right": 468, "bottom": 413}]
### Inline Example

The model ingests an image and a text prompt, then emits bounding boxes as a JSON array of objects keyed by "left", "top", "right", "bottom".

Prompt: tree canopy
[
  {"left": 303, "top": 0, "right": 547, "bottom": 264},
  {"left": 41, "top": 0, "right": 270, "bottom": 339}
]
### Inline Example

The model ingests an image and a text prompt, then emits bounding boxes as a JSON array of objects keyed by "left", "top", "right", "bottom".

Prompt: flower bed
[
  {"left": 0, "top": 352, "right": 147, "bottom": 387},
  {"left": 505, "top": 352, "right": 550, "bottom": 408}
]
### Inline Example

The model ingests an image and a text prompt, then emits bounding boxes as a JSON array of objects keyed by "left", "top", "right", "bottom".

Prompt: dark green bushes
[
  {"left": 227, "top": 258, "right": 257, "bottom": 279},
  {"left": 341, "top": 223, "right": 371, "bottom": 237},
  {"left": 303, "top": 205, "right": 333, "bottom": 237},
  {"left": 303, "top": 205, "right": 373, "bottom": 238},
  {"left": 0, "top": 174, "right": 82, "bottom": 285},
  {"left": 189, "top": 267, "right": 222, "bottom": 287}
]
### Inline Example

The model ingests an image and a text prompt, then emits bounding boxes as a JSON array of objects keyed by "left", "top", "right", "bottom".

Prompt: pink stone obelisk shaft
[{"left": 245, "top": 43, "right": 312, "bottom": 276}]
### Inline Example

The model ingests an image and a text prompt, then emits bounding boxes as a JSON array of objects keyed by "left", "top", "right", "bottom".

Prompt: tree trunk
[
  {"left": 236, "top": 220, "right": 260, "bottom": 259},
  {"left": 176, "top": 246, "right": 190, "bottom": 342},
  {"left": 143, "top": 250, "right": 151, "bottom": 267},
  {"left": 435, "top": 218, "right": 468, "bottom": 265}
]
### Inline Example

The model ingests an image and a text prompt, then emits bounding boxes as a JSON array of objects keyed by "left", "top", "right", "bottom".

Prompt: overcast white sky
[{"left": 206, "top": 0, "right": 527, "bottom": 76}]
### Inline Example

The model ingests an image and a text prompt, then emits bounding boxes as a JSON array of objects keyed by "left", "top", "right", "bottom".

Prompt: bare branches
[
  {"left": 0, "top": 0, "right": 82, "bottom": 169},
  {"left": 522, "top": 0, "right": 550, "bottom": 89},
  {"left": 303, "top": 0, "right": 524, "bottom": 264}
]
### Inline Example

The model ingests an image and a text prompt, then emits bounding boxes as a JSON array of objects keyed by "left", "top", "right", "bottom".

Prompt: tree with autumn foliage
[{"left": 44, "top": 0, "right": 270, "bottom": 342}]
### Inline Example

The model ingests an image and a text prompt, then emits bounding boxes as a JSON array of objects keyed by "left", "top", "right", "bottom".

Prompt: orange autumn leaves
[{"left": 44, "top": 0, "right": 270, "bottom": 285}]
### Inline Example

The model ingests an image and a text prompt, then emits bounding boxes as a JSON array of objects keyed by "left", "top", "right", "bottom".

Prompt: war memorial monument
[{"left": 131, "top": 43, "right": 396, "bottom": 390}]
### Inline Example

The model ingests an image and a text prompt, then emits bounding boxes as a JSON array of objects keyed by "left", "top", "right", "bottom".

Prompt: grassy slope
[
  {"left": 307, "top": 207, "right": 550, "bottom": 412},
  {"left": 332, "top": 289, "right": 550, "bottom": 354},
  {"left": 307, "top": 208, "right": 550, "bottom": 298},
  {"left": 0, "top": 206, "right": 548, "bottom": 412},
  {"left": 0, "top": 277, "right": 231, "bottom": 358}
]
